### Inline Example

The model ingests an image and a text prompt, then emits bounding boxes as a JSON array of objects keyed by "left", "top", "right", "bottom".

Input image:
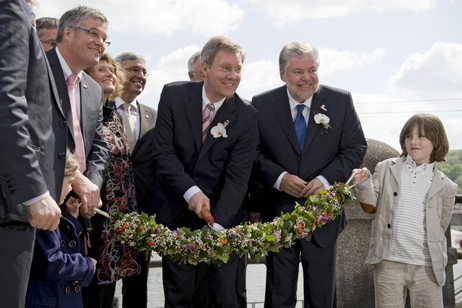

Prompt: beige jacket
[{"left": 354, "top": 157, "right": 457, "bottom": 286}]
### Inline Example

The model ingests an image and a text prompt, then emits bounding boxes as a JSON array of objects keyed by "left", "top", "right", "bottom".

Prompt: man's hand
[
  {"left": 300, "top": 178, "right": 325, "bottom": 197},
  {"left": 71, "top": 171, "right": 101, "bottom": 219},
  {"left": 188, "top": 191, "right": 210, "bottom": 218},
  {"left": 280, "top": 173, "right": 307, "bottom": 198},
  {"left": 28, "top": 194, "right": 61, "bottom": 231}
]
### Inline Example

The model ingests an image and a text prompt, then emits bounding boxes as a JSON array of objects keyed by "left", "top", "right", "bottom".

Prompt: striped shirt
[{"left": 385, "top": 155, "right": 434, "bottom": 266}]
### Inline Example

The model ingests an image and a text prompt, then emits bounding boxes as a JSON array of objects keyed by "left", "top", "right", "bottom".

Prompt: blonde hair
[
  {"left": 85, "top": 53, "right": 126, "bottom": 102},
  {"left": 399, "top": 113, "right": 449, "bottom": 162},
  {"left": 65, "top": 149, "right": 79, "bottom": 177}
]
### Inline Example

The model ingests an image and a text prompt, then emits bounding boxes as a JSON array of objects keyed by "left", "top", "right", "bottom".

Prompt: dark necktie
[{"left": 294, "top": 104, "right": 306, "bottom": 152}]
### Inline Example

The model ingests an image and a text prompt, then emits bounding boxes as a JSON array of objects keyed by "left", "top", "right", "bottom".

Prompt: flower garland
[{"left": 108, "top": 182, "right": 354, "bottom": 266}]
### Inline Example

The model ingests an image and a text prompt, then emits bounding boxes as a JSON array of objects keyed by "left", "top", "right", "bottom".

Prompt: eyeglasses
[
  {"left": 124, "top": 66, "right": 149, "bottom": 77},
  {"left": 40, "top": 40, "right": 57, "bottom": 47},
  {"left": 72, "top": 27, "right": 111, "bottom": 47},
  {"left": 211, "top": 64, "right": 243, "bottom": 75}
]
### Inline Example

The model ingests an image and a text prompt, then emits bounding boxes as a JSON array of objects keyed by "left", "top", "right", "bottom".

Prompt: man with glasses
[
  {"left": 35, "top": 17, "right": 58, "bottom": 51},
  {"left": 109, "top": 51, "right": 157, "bottom": 308},
  {"left": 46, "top": 5, "right": 110, "bottom": 221},
  {"left": 153, "top": 36, "right": 258, "bottom": 307}
]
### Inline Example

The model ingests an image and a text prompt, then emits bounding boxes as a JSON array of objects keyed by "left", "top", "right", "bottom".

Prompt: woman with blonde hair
[{"left": 83, "top": 54, "right": 141, "bottom": 308}]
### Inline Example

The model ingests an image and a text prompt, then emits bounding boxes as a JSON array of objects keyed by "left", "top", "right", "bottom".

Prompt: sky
[{"left": 34, "top": 0, "right": 462, "bottom": 152}]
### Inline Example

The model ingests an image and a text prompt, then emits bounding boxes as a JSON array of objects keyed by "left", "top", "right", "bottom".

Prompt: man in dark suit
[
  {"left": 251, "top": 41, "right": 367, "bottom": 308},
  {"left": 0, "top": 1, "right": 66, "bottom": 307},
  {"left": 153, "top": 36, "right": 258, "bottom": 308},
  {"left": 46, "top": 6, "right": 110, "bottom": 218},
  {"left": 110, "top": 51, "right": 157, "bottom": 308}
]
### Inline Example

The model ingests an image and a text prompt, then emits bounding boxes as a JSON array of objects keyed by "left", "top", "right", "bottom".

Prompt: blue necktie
[{"left": 294, "top": 104, "right": 306, "bottom": 152}]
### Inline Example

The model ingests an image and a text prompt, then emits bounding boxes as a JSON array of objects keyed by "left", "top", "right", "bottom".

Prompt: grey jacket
[{"left": 354, "top": 156, "right": 457, "bottom": 286}]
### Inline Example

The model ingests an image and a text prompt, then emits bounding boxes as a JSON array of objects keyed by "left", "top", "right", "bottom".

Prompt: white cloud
[
  {"left": 318, "top": 48, "right": 386, "bottom": 75},
  {"left": 388, "top": 42, "right": 462, "bottom": 98},
  {"left": 239, "top": 60, "right": 282, "bottom": 100},
  {"left": 245, "top": 0, "right": 437, "bottom": 26},
  {"left": 35, "top": 0, "right": 244, "bottom": 36}
]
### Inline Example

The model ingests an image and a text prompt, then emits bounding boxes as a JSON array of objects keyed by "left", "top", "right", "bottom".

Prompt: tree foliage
[{"left": 437, "top": 150, "right": 462, "bottom": 194}]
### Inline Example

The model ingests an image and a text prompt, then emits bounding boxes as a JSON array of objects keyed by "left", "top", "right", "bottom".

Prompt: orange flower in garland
[{"left": 220, "top": 238, "right": 228, "bottom": 244}]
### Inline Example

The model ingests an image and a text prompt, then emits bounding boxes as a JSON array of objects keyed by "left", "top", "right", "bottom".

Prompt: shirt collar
[
  {"left": 202, "top": 86, "right": 225, "bottom": 111},
  {"left": 55, "top": 47, "right": 83, "bottom": 81},
  {"left": 115, "top": 97, "right": 138, "bottom": 111},
  {"left": 287, "top": 88, "right": 313, "bottom": 110},
  {"left": 405, "top": 155, "right": 434, "bottom": 173}
]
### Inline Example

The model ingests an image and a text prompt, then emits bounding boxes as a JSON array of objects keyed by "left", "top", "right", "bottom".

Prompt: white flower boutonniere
[
  {"left": 211, "top": 120, "right": 230, "bottom": 139},
  {"left": 314, "top": 113, "right": 331, "bottom": 130}
]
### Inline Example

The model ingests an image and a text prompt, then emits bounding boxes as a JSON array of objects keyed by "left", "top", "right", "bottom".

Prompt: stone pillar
[{"left": 336, "top": 139, "right": 399, "bottom": 307}]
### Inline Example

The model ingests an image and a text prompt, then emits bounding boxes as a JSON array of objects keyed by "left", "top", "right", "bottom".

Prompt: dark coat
[{"left": 26, "top": 212, "right": 94, "bottom": 308}]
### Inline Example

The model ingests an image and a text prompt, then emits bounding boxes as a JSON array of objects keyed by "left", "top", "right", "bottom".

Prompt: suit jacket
[
  {"left": 0, "top": 0, "right": 67, "bottom": 221},
  {"left": 354, "top": 157, "right": 457, "bottom": 286},
  {"left": 46, "top": 48, "right": 109, "bottom": 189},
  {"left": 252, "top": 84, "right": 367, "bottom": 247},
  {"left": 107, "top": 100, "right": 157, "bottom": 215},
  {"left": 131, "top": 102, "right": 157, "bottom": 215},
  {"left": 153, "top": 81, "right": 258, "bottom": 230}
]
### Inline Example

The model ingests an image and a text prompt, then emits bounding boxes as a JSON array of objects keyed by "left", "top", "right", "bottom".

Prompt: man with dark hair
[{"left": 36, "top": 17, "right": 58, "bottom": 51}]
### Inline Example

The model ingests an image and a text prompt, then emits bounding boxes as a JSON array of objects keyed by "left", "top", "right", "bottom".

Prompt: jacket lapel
[
  {"left": 427, "top": 168, "right": 445, "bottom": 203},
  {"left": 199, "top": 96, "right": 237, "bottom": 157},
  {"left": 184, "top": 84, "right": 203, "bottom": 151},
  {"left": 272, "top": 87, "right": 300, "bottom": 154},
  {"left": 303, "top": 86, "right": 326, "bottom": 152}
]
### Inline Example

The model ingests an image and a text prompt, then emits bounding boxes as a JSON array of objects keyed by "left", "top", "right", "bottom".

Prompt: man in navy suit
[
  {"left": 0, "top": 1, "right": 67, "bottom": 306},
  {"left": 46, "top": 6, "right": 110, "bottom": 217},
  {"left": 251, "top": 41, "right": 367, "bottom": 308},
  {"left": 153, "top": 36, "right": 258, "bottom": 307}
]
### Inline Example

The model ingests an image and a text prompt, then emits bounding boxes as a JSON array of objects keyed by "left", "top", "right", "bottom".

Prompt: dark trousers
[
  {"left": 82, "top": 253, "right": 150, "bottom": 308},
  {"left": 163, "top": 254, "right": 240, "bottom": 308},
  {"left": 193, "top": 254, "right": 247, "bottom": 308},
  {"left": 122, "top": 252, "right": 151, "bottom": 308},
  {"left": 82, "top": 282, "right": 116, "bottom": 308},
  {"left": 0, "top": 220, "right": 35, "bottom": 308},
  {"left": 265, "top": 237, "right": 338, "bottom": 308}
]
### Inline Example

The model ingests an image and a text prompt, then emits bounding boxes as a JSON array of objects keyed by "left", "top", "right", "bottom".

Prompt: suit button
[
  {"left": 74, "top": 285, "right": 81, "bottom": 293},
  {"left": 387, "top": 224, "right": 391, "bottom": 228},
  {"left": 64, "top": 286, "right": 71, "bottom": 294},
  {"left": 60, "top": 240, "right": 65, "bottom": 247},
  {"left": 59, "top": 120, "right": 67, "bottom": 128},
  {"left": 58, "top": 152, "right": 66, "bottom": 160},
  {"left": 393, "top": 192, "right": 398, "bottom": 196},
  {"left": 68, "top": 240, "right": 76, "bottom": 248}
]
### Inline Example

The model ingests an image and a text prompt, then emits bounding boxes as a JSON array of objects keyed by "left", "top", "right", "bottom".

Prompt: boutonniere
[
  {"left": 211, "top": 120, "right": 230, "bottom": 139},
  {"left": 314, "top": 112, "right": 331, "bottom": 130}
]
